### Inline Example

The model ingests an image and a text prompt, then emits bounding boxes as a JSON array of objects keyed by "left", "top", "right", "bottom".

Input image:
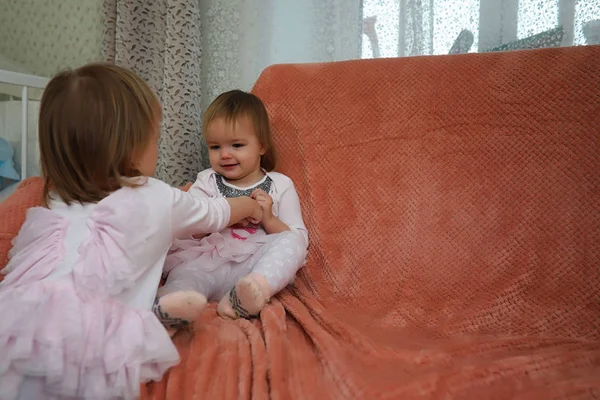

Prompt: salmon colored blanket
[{"left": 1, "top": 46, "right": 599, "bottom": 399}]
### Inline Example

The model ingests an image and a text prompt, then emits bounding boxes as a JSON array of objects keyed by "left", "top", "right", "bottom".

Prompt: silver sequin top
[{"left": 214, "top": 174, "right": 273, "bottom": 198}]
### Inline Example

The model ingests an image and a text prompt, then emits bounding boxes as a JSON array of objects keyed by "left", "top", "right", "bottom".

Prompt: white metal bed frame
[{"left": 0, "top": 69, "right": 49, "bottom": 180}]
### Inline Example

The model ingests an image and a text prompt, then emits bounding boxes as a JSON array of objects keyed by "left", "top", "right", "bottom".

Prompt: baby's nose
[{"left": 220, "top": 149, "right": 232, "bottom": 158}]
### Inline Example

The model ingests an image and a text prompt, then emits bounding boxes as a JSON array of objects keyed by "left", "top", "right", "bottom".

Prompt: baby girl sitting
[{"left": 155, "top": 90, "right": 308, "bottom": 332}]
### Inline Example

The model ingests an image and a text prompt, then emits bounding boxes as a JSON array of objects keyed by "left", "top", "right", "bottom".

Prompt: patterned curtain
[{"left": 102, "top": 0, "right": 203, "bottom": 186}]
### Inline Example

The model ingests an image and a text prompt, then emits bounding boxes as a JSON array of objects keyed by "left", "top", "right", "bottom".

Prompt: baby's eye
[
  {"left": 232, "top": 143, "right": 245, "bottom": 148},
  {"left": 209, "top": 145, "right": 220, "bottom": 150}
]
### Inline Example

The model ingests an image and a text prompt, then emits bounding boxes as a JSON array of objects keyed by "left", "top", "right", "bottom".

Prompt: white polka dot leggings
[{"left": 159, "top": 231, "right": 307, "bottom": 301}]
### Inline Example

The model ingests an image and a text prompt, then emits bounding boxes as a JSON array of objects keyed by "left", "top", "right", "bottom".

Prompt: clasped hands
[
  {"left": 239, "top": 188, "right": 273, "bottom": 227},
  {"left": 192, "top": 189, "right": 273, "bottom": 239}
]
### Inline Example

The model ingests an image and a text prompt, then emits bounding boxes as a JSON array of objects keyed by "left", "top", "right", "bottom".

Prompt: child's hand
[
  {"left": 251, "top": 189, "right": 274, "bottom": 223},
  {"left": 234, "top": 218, "right": 256, "bottom": 228},
  {"left": 248, "top": 200, "right": 263, "bottom": 225}
]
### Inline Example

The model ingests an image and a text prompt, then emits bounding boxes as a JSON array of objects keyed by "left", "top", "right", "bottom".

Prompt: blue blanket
[{"left": 0, "top": 137, "right": 20, "bottom": 190}]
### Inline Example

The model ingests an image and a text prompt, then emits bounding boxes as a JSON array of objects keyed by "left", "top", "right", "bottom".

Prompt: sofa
[{"left": 1, "top": 45, "right": 599, "bottom": 399}]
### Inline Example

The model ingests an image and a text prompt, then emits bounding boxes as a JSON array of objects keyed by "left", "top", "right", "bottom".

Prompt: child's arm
[
  {"left": 251, "top": 189, "right": 290, "bottom": 234},
  {"left": 183, "top": 172, "right": 262, "bottom": 239},
  {"left": 251, "top": 182, "right": 308, "bottom": 247},
  {"left": 170, "top": 186, "right": 261, "bottom": 239},
  {"left": 225, "top": 197, "right": 263, "bottom": 227},
  {"left": 181, "top": 180, "right": 210, "bottom": 239}
]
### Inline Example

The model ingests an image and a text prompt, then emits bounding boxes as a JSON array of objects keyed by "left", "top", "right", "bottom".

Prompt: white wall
[{"left": 0, "top": 0, "right": 104, "bottom": 77}]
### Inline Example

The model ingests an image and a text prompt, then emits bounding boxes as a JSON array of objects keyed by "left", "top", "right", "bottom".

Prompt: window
[
  {"left": 574, "top": 0, "right": 600, "bottom": 45},
  {"left": 432, "top": 0, "right": 480, "bottom": 55},
  {"left": 362, "top": 0, "right": 400, "bottom": 59},
  {"left": 362, "top": 0, "right": 598, "bottom": 59},
  {"left": 518, "top": 0, "right": 559, "bottom": 39}
]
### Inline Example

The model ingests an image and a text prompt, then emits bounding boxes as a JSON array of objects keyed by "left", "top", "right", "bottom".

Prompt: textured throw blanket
[
  {"left": 143, "top": 46, "right": 599, "bottom": 399},
  {"left": 1, "top": 46, "right": 598, "bottom": 399}
]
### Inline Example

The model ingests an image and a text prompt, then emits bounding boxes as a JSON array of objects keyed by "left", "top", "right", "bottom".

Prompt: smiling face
[{"left": 205, "top": 115, "right": 266, "bottom": 187}]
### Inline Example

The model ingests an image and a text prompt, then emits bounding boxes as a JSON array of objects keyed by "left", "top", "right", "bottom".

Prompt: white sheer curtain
[
  {"left": 200, "top": 0, "right": 599, "bottom": 97},
  {"left": 195, "top": 0, "right": 598, "bottom": 170},
  {"left": 362, "top": 0, "right": 600, "bottom": 58},
  {"left": 200, "top": 0, "right": 363, "bottom": 108}
]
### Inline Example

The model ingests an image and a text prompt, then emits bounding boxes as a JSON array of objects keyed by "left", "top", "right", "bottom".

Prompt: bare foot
[{"left": 153, "top": 291, "right": 207, "bottom": 336}]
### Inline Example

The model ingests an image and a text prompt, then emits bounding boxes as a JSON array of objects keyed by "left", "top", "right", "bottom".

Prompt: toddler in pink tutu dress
[
  {"left": 0, "top": 64, "right": 262, "bottom": 400},
  {"left": 156, "top": 90, "right": 309, "bottom": 329}
]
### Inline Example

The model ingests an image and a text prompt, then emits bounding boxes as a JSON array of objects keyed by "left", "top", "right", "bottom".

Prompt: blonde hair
[
  {"left": 203, "top": 90, "right": 276, "bottom": 171},
  {"left": 38, "top": 62, "right": 160, "bottom": 205}
]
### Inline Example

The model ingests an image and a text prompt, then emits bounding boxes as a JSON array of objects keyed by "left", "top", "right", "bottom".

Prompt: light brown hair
[
  {"left": 38, "top": 62, "right": 160, "bottom": 205},
  {"left": 203, "top": 90, "right": 276, "bottom": 171}
]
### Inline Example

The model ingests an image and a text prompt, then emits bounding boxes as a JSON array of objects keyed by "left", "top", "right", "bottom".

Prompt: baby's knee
[
  {"left": 273, "top": 230, "right": 308, "bottom": 261},
  {"left": 160, "top": 264, "right": 216, "bottom": 296},
  {"left": 277, "top": 230, "right": 306, "bottom": 247}
]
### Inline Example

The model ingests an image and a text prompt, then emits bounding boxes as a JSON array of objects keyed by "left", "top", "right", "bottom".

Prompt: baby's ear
[{"left": 179, "top": 182, "right": 193, "bottom": 192}]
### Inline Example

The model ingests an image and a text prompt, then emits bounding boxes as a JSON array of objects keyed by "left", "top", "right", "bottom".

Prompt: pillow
[
  {"left": 486, "top": 25, "right": 565, "bottom": 52},
  {"left": 485, "top": 26, "right": 565, "bottom": 52},
  {"left": 0, "top": 137, "right": 20, "bottom": 190},
  {"left": 0, "top": 177, "right": 44, "bottom": 275},
  {"left": 448, "top": 29, "right": 474, "bottom": 54}
]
